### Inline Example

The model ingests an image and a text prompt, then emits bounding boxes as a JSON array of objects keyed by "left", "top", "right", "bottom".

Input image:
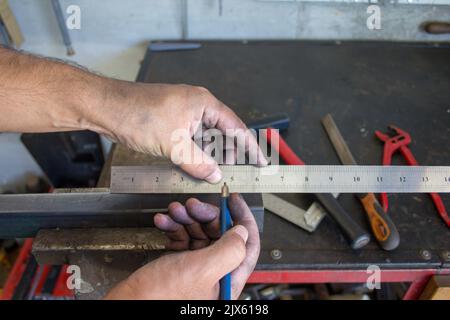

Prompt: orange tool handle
[{"left": 359, "top": 193, "right": 400, "bottom": 251}]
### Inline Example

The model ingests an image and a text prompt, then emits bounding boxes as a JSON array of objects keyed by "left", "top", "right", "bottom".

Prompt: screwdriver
[
  {"left": 321, "top": 114, "right": 400, "bottom": 251},
  {"left": 220, "top": 183, "right": 232, "bottom": 300}
]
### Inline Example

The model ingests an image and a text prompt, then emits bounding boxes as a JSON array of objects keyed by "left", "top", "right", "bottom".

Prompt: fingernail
[
  {"left": 233, "top": 225, "right": 248, "bottom": 243},
  {"left": 205, "top": 167, "right": 222, "bottom": 184},
  {"left": 257, "top": 153, "right": 269, "bottom": 167}
]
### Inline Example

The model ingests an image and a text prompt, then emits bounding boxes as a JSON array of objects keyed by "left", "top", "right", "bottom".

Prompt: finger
[
  {"left": 153, "top": 213, "right": 190, "bottom": 250},
  {"left": 203, "top": 102, "right": 268, "bottom": 166},
  {"left": 201, "top": 225, "right": 248, "bottom": 283},
  {"left": 185, "top": 198, "right": 221, "bottom": 239},
  {"left": 227, "top": 193, "right": 261, "bottom": 299},
  {"left": 173, "top": 137, "right": 223, "bottom": 184},
  {"left": 168, "top": 201, "right": 211, "bottom": 249},
  {"left": 201, "top": 138, "right": 237, "bottom": 165}
]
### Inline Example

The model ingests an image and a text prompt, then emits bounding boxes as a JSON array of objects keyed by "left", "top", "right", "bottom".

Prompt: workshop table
[
  {"left": 130, "top": 41, "right": 450, "bottom": 299},
  {"left": 7, "top": 40, "right": 447, "bottom": 300}
]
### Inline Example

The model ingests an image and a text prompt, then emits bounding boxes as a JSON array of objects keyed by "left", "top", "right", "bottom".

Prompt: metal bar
[
  {"left": 32, "top": 228, "right": 168, "bottom": 265},
  {"left": 50, "top": 0, "right": 75, "bottom": 55},
  {"left": 0, "top": 191, "right": 264, "bottom": 238},
  {"left": 403, "top": 277, "right": 431, "bottom": 300},
  {"left": 248, "top": 269, "right": 450, "bottom": 284}
]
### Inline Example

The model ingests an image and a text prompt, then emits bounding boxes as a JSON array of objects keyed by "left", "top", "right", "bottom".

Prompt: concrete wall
[
  {"left": 1, "top": 0, "right": 450, "bottom": 191},
  {"left": 8, "top": 0, "right": 450, "bottom": 79}
]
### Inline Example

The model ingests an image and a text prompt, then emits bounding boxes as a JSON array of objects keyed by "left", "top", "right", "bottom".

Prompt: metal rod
[{"left": 50, "top": 0, "right": 75, "bottom": 55}]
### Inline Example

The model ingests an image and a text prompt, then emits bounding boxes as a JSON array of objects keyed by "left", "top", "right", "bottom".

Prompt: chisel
[{"left": 321, "top": 114, "right": 400, "bottom": 251}]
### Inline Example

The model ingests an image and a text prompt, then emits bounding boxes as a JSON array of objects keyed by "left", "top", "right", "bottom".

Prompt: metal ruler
[{"left": 110, "top": 165, "right": 450, "bottom": 194}]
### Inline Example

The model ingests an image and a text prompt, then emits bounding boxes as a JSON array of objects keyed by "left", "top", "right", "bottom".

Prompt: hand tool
[
  {"left": 149, "top": 42, "right": 202, "bottom": 52},
  {"left": 262, "top": 193, "right": 325, "bottom": 232},
  {"left": 0, "top": 0, "right": 23, "bottom": 47},
  {"left": 321, "top": 114, "right": 400, "bottom": 250},
  {"left": 220, "top": 183, "right": 232, "bottom": 300},
  {"left": 248, "top": 114, "right": 328, "bottom": 233},
  {"left": 247, "top": 113, "right": 291, "bottom": 131},
  {"left": 375, "top": 125, "right": 450, "bottom": 227},
  {"left": 50, "top": 0, "right": 75, "bottom": 56},
  {"left": 264, "top": 128, "right": 370, "bottom": 249}
]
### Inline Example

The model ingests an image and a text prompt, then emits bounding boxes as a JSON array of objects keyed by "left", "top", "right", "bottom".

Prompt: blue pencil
[{"left": 220, "top": 183, "right": 232, "bottom": 300}]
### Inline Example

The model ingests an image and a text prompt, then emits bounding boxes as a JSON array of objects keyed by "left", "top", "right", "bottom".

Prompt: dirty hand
[
  {"left": 104, "top": 193, "right": 260, "bottom": 300},
  {"left": 94, "top": 82, "right": 266, "bottom": 183}
]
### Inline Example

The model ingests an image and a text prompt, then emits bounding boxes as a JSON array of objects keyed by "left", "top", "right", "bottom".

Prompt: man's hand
[
  {"left": 104, "top": 193, "right": 260, "bottom": 300},
  {"left": 95, "top": 82, "right": 267, "bottom": 183},
  {"left": 0, "top": 48, "right": 266, "bottom": 183}
]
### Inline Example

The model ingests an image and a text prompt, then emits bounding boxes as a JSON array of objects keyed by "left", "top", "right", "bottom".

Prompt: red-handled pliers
[{"left": 375, "top": 125, "right": 450, "bottom": 227}]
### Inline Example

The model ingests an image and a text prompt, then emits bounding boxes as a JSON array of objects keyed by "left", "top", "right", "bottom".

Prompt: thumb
[
  {"left": 202, "top": 225, "right": 248, "bottom": 281},
  {"left": 172, "top": 137, "right": 222, "bottom": 184}
]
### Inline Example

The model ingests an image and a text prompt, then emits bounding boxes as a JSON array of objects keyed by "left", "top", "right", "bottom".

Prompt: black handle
[
  {"left": 315, "top": 193, "right": 370, "bottom": 250},
  {"left": 247, "top": 113, "right": 290, "bottom": 131},
  {"left": 358, "top": 193, "right": 400, "bottom": 251}
]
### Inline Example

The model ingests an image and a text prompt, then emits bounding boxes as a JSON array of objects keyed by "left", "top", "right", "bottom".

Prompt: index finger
[{"left": 204, "top": 101, "right": 268, "bottom": 166}]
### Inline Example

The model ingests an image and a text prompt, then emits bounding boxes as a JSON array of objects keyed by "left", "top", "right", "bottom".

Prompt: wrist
[
  {"left": 45, "top": 63, "right": 113, "bottom": 133},
  {"left": 81, "top": 77, "right": 137, "bottom": 141}
]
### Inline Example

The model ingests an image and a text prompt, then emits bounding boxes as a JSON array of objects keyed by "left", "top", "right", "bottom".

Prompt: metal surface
[
  {"left": 140, "top": 40, "right": 449, "bottom": 268},
  {"left": 0, "top": 190, "right": 264, "bottom": 238},
  {"left": 32, "top": 228, "right": 167, "bottom": 265},
  {"left": 263, "top": 193, "right": 325, "bottom": 232},
  {"left": 111, "top": 165, "right": 450, "bottom": 194}
]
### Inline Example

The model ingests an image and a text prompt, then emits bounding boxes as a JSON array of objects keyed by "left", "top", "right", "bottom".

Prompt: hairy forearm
[{"left": 0, "top": 46, "right": 114, "bottom": 133}]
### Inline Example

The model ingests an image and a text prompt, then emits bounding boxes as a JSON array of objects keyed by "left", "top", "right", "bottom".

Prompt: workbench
[{"left": 10, "top": 41, "right": 450, "bottom": 299}]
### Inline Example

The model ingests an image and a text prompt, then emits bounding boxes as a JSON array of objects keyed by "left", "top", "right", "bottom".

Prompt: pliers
[{"left": 375, "top": 125, "right": 450, "bottom": 227}]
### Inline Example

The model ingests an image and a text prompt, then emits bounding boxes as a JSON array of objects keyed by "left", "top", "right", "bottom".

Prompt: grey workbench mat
[{"left": 138, "top": 41, "right": 450, "bottom": 270}]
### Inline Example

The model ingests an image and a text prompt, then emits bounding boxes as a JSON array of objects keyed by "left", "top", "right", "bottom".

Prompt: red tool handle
[{"left": 265, "top": 128, "right": 305, "bottom": 165}]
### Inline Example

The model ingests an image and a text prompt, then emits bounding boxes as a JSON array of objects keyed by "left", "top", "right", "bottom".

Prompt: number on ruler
[
  {"left": 354, "top": 176, "right": 360, "bottom": 182},
  {"left": 400, "top": 177, "right": 406, "bottom": 183},
  {"left": 377, "top": 177, "right": 383, "bottom": 182}
]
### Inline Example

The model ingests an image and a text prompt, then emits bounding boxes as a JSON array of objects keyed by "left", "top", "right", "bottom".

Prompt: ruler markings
[{"left": 110, "top": 165, "right": 450, "bottom": 194}]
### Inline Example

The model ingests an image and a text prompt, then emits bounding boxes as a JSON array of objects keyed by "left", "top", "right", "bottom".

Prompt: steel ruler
[{"left": 110, "top": 165, "right": 450, "bottom": 194}]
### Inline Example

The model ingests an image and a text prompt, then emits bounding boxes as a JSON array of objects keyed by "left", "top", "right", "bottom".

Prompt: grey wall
[
  {"left": 9, "top": 0, "right": 450, "bottom": 79},
  {"left": 1, "top": 0, "right": 450, "bottom": 191}
]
